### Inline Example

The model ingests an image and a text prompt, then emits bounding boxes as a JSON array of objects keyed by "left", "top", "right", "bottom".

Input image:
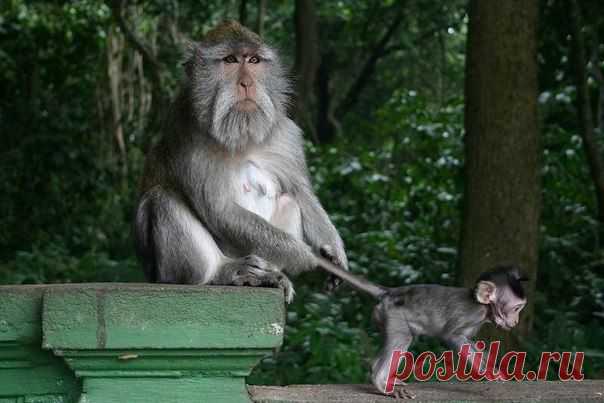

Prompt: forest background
[{"left": 1, "top": 0, "right": 603, "bottom": 383}]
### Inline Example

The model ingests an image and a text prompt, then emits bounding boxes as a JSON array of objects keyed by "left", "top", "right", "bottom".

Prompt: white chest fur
[{"left": 235, "top": 160, "right": 279, "bottom": 221}]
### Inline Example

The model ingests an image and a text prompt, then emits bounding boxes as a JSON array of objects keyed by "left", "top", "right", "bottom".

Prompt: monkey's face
[
  {"left": 186, "top": 37, "right": 290, "bottom": 152},
  {"left": 491, "top": 288, "right": 527, "bottom": 330},
  {"left": 212, "top": 47, "right": 277, "bottom": 143},
  {"left": 220, "top": 49, "right": 264, "bottom": 110},
  {"left": 475, "top": 267, "right": 527, "bottom": 330}
]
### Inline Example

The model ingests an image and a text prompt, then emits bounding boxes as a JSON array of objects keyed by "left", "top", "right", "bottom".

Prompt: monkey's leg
[
  {"left": 371, "top": 303, "right": 415, "bottom": 398},
  {"left": 270, "top": 194, "right": 303, "bottom": 239},
  {"left": 205, "top": 193, "right": 298, "bottom": 302},
  {"left": 269, "top": 193, "right": 340, "bottom": 290},
  {"left": 138, "top": 188, "right": 295, "bottom": 300},
  {"left": 135, "top": 187, "right": 225, "bottom": 284}
]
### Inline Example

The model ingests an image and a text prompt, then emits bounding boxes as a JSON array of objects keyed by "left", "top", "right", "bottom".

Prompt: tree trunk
[
  {"left": 255, "top": 0, "right": 266, "bottom": 36},
  {"left": 569, "top": 0, "right": 604, "bottom": 243},
  {"left": 108, "top": 0, "right": 163, "bottom": 144},
  {"left": 239, "top": 0, "right": 248, "bottom": 27},
  {"left": 316, "top": 53, "right": 338, "bottom": 144},
  {"left": 294, "top": 0, "right": 320, "bottom": 142},
  {"left": 107, "top": 25, "right": 128, "bottom": 180},
  {"left": 459, "top": 0, "right": 540, "bottom": 347}
]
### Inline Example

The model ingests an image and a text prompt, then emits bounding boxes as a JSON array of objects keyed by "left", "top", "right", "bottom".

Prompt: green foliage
[{"left": 1, "top": 0, "right": 603, "bottom": 386}]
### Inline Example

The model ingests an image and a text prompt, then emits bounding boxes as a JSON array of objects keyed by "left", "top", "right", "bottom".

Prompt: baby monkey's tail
[{"left": 316, "top": 256, "right": 387, "bottom": 299}]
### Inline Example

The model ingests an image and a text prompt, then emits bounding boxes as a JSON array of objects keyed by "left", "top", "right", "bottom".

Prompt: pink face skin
[
  {"left": 476, "top": 280, "right": 526, "bottom": 330},
  {"left": 221, "top": 48, "right": 265, "bottom": 112},
  {"left": 493, "top": 298, "right": 526, "bottom": 330}
]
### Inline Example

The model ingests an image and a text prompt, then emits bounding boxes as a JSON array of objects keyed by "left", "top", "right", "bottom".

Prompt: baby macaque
[{"left": 318, "top": 246, "right": 528, "bottom": 397}]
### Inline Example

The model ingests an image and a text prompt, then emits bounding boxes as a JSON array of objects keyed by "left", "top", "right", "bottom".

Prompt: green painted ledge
[
  {"left": 3, "top": 284, "right": 603, "bottom": 403},
  {"left": 0, "top": 285, "right": 79, "bottom": 403},
  {"left": 0, "top": 284, "right": 285, "bottom": 403}
]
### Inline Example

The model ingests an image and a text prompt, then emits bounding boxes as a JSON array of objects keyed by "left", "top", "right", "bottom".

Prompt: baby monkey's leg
[
  {"left": 445, "top": 335, "right": 492, "bottom": 377},
  {"left": 371, "top": 302, "right": 416, "bottom": 399}
]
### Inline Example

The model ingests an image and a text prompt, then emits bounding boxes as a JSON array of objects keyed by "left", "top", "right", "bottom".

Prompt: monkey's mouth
[
  {"left": 235, "top": 99, "right": 258, "bottom": 112},
  {"left": 493, "top": 317, "right": 512, "bottom": 331},
  {"left": 490, "top": 311, "right": 511, "bottom": 331}
]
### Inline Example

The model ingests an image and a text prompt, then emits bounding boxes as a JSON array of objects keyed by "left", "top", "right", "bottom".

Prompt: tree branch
[
  {"left": 335, "top": 3, "right": 407, "bottom": 117},
  {"left": 382, "top": 11, "right": 467, "bottom": 56},
  {"left": 107, "top": 0, "right": 164, "bottom": 136},
  {"left": 108, "top": 0, "right": 161, "bottom": 79}
]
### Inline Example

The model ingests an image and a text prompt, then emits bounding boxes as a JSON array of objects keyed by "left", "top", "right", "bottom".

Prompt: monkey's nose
[{"left": 239, "top": 78, "right": 252, "bottom": 89}]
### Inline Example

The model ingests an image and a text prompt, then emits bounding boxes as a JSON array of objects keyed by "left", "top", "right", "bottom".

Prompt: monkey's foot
[
  {"left": 392, "top": 384, "right": 416, "bottom": 400},
  {"left": 230, "top": 255, "right": 295, "bottom": 303}
]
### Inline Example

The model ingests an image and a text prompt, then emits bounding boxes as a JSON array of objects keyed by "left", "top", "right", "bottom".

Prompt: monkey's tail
[
  {"left": 134, "top": 190, "right": 158, "bottom": 283},
  {"left": 316, "top": 256, "right": 387, "bottom": 299}
]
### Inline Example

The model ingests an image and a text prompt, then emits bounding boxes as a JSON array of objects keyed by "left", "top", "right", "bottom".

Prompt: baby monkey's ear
[{"left": 475, "top": 280, "right": 497, "bottom": 304}]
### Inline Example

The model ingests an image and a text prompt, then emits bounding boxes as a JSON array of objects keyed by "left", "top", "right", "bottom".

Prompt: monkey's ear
[
  {"left": 475, "top": 281, "right": 497, "bottom": 304},
  {"left": 181, "top": 38, "right": 200, "bottom": 74}
]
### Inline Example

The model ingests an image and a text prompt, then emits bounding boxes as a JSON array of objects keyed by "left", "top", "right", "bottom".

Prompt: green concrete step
[{"left": 0, "top": 283, "right": 285, "bottom": 403}]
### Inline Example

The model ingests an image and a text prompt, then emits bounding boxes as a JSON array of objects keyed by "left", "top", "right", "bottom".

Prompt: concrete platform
[{"left": 249, "top": 381, "right": 604, "bottom": 402}]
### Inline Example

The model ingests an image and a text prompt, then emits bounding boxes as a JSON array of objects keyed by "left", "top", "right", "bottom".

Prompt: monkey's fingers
[
  {"left": 276, "top": 273, "right": 296, "bottom": 304},
  {"left": 324, "top": 274, "right": 343, "bottom": 292},
  {"left": 393, "top": 385, "right": 416, "bottom": 400},
  {"left": 319, "top": 245, "right": 339, "bottom": 264},
  {"left": 230, "top": 256, "right": 296, "bottom": 303},
  {"left": 319, "top": 245, "right": 345, "bottom": 292}
]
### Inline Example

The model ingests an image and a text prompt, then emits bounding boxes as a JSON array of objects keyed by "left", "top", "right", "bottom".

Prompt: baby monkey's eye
[
  {"left": 248, "top": 55, "right": 260, "bottom": 64},
  {"left": 223, "top": 55, "right": 238, "bottom": 63}
]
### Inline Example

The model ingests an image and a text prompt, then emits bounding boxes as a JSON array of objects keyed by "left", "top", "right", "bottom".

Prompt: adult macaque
[
  {"left": 320, "top": 247, "right": 527, "bottom": 397},
  {"left": 134, "top": 21, "right": 347, "bottom": 302}
]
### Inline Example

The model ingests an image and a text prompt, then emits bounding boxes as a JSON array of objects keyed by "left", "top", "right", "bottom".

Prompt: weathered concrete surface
[
  {"left": 249, "top": 381, "right": 604, "bottom": 402},
  {"left": 0, "top": 283, "right": 287, "bottom": 403},
  {"left": 40, "top": 283, "right": 286, "bottom": 403},
  {"left": 0, "top": 285, "right": 79, "bottom": 403},
  {"left": 42, "top": 283, "right": 285, "bottom": 350}
]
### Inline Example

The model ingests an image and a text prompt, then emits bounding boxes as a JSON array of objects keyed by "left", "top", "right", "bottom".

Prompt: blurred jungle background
[{"left": 1, "top": 0, "right": 603, "bottom": 383}]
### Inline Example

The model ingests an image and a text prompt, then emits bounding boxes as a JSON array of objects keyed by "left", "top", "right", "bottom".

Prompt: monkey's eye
[
  {"left": 223, "top": 55, "right": 238, "bottom": 64},
  {"left": 248, "top": 55, "right": 260, "bottom": 64}
]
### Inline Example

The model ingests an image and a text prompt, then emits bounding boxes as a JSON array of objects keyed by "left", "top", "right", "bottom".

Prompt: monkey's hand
[
  {"left": 226, "top": 255, "right": 296, "bottom": 303},
  {"left": 320, "top": 245, "right": 347, "bottom": 291}
]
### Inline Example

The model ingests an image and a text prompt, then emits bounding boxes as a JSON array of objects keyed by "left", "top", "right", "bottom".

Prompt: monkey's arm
[
  {"left": 202, "top": 192, "right": 318, "bottom": 273},
  {"left": 295, "top": 184, "right": 348, "bottom": 269},
  {"left": 279, "top": 121, "right": 348, "bottom": 270}
]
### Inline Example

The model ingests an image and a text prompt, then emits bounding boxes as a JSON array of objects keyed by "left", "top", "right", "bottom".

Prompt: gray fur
[
  {"left": 316, "top": 261, "right": 527, "bottom": 394},
  {"left": 134, "top": 22, "right": 347, "bottom": 302}
]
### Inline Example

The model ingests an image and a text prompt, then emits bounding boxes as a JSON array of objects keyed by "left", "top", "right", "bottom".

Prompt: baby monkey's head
[{"left": 474, "top": 265, "right": 528, "bottom": 330}]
